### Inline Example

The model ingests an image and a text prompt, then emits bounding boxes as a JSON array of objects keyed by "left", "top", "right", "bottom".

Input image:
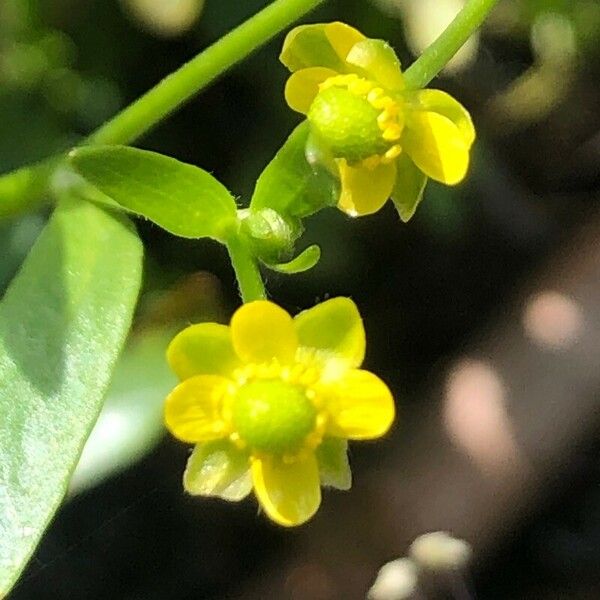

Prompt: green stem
[
  {"left": 88, "top": 0, "right": 325, "bottom": 145},
  {"left": 403, "top": 0, "right": 499, "bottom": 89},
  {"left": 0, "top": 0, "right": 326, "bottom": 216},
  {"left": 226, "top": 235, "right": 266, "bottom": 303}
]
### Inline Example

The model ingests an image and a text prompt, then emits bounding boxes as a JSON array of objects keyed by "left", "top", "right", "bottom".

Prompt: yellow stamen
[
  {"left": 382, "top": 144, "right": 402, "bottom": 163},
  {"left": 382, "top": 124, "right": 403, "bottom": 141},
  {"left": 361, "top": 155, "right": 382, "bottom": 170}
]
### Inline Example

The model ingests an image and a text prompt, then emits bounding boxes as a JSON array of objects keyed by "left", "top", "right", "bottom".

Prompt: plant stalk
[{"left": 403, "top": 0, "right": 500, "bottom": 89}]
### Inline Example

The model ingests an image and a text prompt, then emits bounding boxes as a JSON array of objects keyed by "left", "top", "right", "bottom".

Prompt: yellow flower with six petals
[
  {"left": 164, "top": 298, "right": 395, "bottom": 526},
  {"left": 281, "top": 22, "right": 475, "bottom": 219}
]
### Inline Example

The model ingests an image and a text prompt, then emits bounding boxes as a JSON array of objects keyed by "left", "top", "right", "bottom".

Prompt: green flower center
[
  {"left": 307, "top": 74, "right": 403, "bottom": 165},
  {"left": 231, "top": 379, "right": 317, "bottom": 454}
]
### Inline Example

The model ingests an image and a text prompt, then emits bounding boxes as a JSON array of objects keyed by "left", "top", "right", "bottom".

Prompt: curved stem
[
  {"left": 403, "top": 0, "right": 499, "bottom": 89},
  {"left": 226, "top": 235, "right": 266, "bottom": 303},
  {"left": 88, "top": 0, "right": 325, "bottom": 145},
  {"left": 1, "top": 0, "right": 326, "bottom": 217}
]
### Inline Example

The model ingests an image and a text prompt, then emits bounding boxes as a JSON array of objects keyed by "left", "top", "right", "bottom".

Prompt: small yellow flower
[
  {"left": 164, "top": 298, "right": 395, "bottom": 526},
  {"left": 280, "top": 22, "right": 476, "bottom": 220}
]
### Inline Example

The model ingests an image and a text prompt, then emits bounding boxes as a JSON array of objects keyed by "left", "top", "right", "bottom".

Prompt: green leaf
[
  {"left": 391, "top": 154, "right": 428, "bottom": 222},
  {"left": 0, "top": 197, "right": 143, "bottom": 595},
  {"left": 69, "top": 145, "right": 238, "bottom": 241},
  {"left": 265, "top": 244, "right": 321, "bottom": 274},
  {"left": 0, "top": 160, "right": 55, "bottom": 220},
  {"left": 69, "top": 329, "right": 175, "bottom": 496},
  {"left": 250, "top": 122, "right": 338, "bottom": 219}
]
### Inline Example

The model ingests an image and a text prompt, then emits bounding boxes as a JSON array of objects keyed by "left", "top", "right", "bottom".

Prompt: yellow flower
[
  {"left": 280, "top": 22, "right": 476, "bottom": 220},
  {"left": 164, "top": 298, "right": 395, "bottom": 526}
]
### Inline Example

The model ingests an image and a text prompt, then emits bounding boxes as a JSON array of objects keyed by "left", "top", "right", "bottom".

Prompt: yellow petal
[
  {"left": 164, "top": 375, "right": 229, "bottom": 443},
  {"left": 326, "top": 369, "right": 395, "bottom": 439},
  {"left": 230, "top": 300, "right": 297, "bottom": 364},
  {"left": 337, "top": 159, "right": 396, "bottom": 216},
  {"left": 167, "top": 323, "right": 240, "bottom": 380},
  {"left": 294, "top": 297, "right": 365, "bottom": 367},
  {"left": 251, "top": 453, "right": 321, "bottom": 527},
  {"left": 324, "top": 22, "right": 366, "bottom": 64},
  {"left": 284, "top": 67, "right": 338, "bottom": 114},
  {"left": 280, "top": 22, "right": 365, "bottom": 73},
  {"left": 403, "top": 111, "right": 470, "bottom": 185},
  {"left": 411, "top": 89, "right": 475, "bottom": 147},
  {"left": 184, "top": 441, "right": 252, "bottom": 501},
  {"left": 345, "top": 39, "right": 404, "bottom": 90}
]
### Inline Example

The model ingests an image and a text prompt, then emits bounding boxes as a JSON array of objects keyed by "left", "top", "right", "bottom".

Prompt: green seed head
[
  {"left": 308, "top": 86, "right": 389, "bottom": 162},
  {"left": 232, "top": 380, "right": 316, "bottom": 454}
]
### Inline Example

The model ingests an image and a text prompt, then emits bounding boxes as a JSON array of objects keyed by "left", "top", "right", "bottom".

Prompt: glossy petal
[
  {"left": 280, "top": 22, "right": 365, "bottom": 73},
  {"left": 251, "top": 453, "right": 321, "bottom": 526},
  {"left": 411, "top": 89, "right": 475, "bottom": 147},
  {"left": 346, "top": 39, "right": 404, "bottom": 90},
  {"left": 184, "top": 440, "right": 252, "bottom": 501},
  {"left": 294, "top": 297, "right": 365, "bottom": 367},
  {"left": 167, "top": 323, "right": 240, "bottom": 380},
  {"left": 230, "top": 300, "right": 298, "bottom": 364},
  {"left": 164, "top": 375, "right": 229, "bottom": 443},
  {"left": 326, "top": 370, "right": 395, "bottom": 439},
  {"left": 403, "top": 111, "right": 470, "bottom": 185},
  {"left": 316, "top": 438, "right": 351, "bottom": 490},
  {"left": 285, "top": 67, "right": 338, "bottom": 114},
  {"left": 391, "top": 153, "right": 428, "bottom": 222},
  {"left": 337, "top": 159, "right": 396, "bottom": 216}
]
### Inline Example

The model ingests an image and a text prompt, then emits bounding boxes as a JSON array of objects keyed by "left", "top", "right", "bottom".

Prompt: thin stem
[
  {"left": 403, "top": 0, "right": 499, "bottom": 89},
  {"left": 0, "top": 0, "right": 326, "bottom": 217},
  {"left": 88, "top": 0, "right": 325, "bottom": 145},
  {"left": 226, "top": 235, "right": 267, "bottom": 303}
]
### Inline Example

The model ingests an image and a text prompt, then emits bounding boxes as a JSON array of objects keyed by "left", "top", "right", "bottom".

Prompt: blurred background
[{"left": 1, "top": 0, "right": 600, "bottom": 598}]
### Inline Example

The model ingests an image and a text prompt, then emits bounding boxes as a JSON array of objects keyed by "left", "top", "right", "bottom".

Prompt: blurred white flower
[
  {"left": 122, "top": 0, "right": 204, "bottom": 38},
  {"left": 367, "top": 558, "right": 418, "bottom": 600},
  {"left": 409, "top": 531, "right": 472, "bottom": 571}
]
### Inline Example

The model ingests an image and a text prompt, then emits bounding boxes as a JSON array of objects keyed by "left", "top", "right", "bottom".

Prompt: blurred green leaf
[
  {"left": 0, "top": 197, "right": 143, "bottom": 595},
  {"left": 0, "top": 160, "right": 54, "bottom": 219},
  {"left": 70, "top": 145, "right": 238, "bottom": 241},
  {"left": 266, "top": 244, "right": 321, "bottom": 274},
  {"left": 0, "top": 214, "right": 45, "bottom": 289},
  {"left": 70, "top": 329, "right": 175, "bottom": 495},
  {"left": 250, "top": 122, "right": 338, "bottom": 219}
]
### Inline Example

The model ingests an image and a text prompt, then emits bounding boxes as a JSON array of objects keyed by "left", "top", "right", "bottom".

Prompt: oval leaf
[
  {"left": 0, "top": 197, "right": 143, "bottom": 595},
  {"left": 265, "top": 244, "right": 321, "bottom": 274},
  {"left": 250, "top": 122, "right": 338, "bottom": 219},
  {"left": 69, "top": 145, "right": 237, "bottom": 241}
]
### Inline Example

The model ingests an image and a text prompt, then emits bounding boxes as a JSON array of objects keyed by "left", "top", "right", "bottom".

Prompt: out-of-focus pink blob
[
  {"left": 522, "top": 290, "right": 584, "bottom": 350},
  {"left": 443, "top": 359, "right": 524, "bottom": 475}
]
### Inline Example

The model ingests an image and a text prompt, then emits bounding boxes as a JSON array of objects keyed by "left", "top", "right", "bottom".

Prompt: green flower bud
[
  {"left": 231, "top": 380, "right": 316, "bottom": 454},
  {"left": 239, "top": 207, "right": 303, "bottom": 263}
]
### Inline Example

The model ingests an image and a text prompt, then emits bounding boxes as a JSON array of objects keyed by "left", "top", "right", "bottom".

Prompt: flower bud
[{"left": 239, "top": 208, "right": 303, "bottom": 264}]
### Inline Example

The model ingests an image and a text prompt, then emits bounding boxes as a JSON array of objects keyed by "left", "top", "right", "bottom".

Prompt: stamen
[
  {"left": 229, "top": 432, "right": 246, "bottom": 449},
  {"left": 382, "top": 124, "right": 402, "bottom": 141},
  {"left": 382, "top": 145, "right": 402, "bottom": 163},
  {"left": 361, "top": 155, "right": 382, "bottom": 170},
  {"left": 367, "top": 88, "right": 385, "bottom": 104},
  {"left": 349, "top": 78, "right": 374, "bottom": 96}
]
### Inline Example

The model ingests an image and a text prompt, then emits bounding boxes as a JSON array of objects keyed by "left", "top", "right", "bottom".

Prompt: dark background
[{"left": 1, "top": 0, "right": 599, "bottom": 598}]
